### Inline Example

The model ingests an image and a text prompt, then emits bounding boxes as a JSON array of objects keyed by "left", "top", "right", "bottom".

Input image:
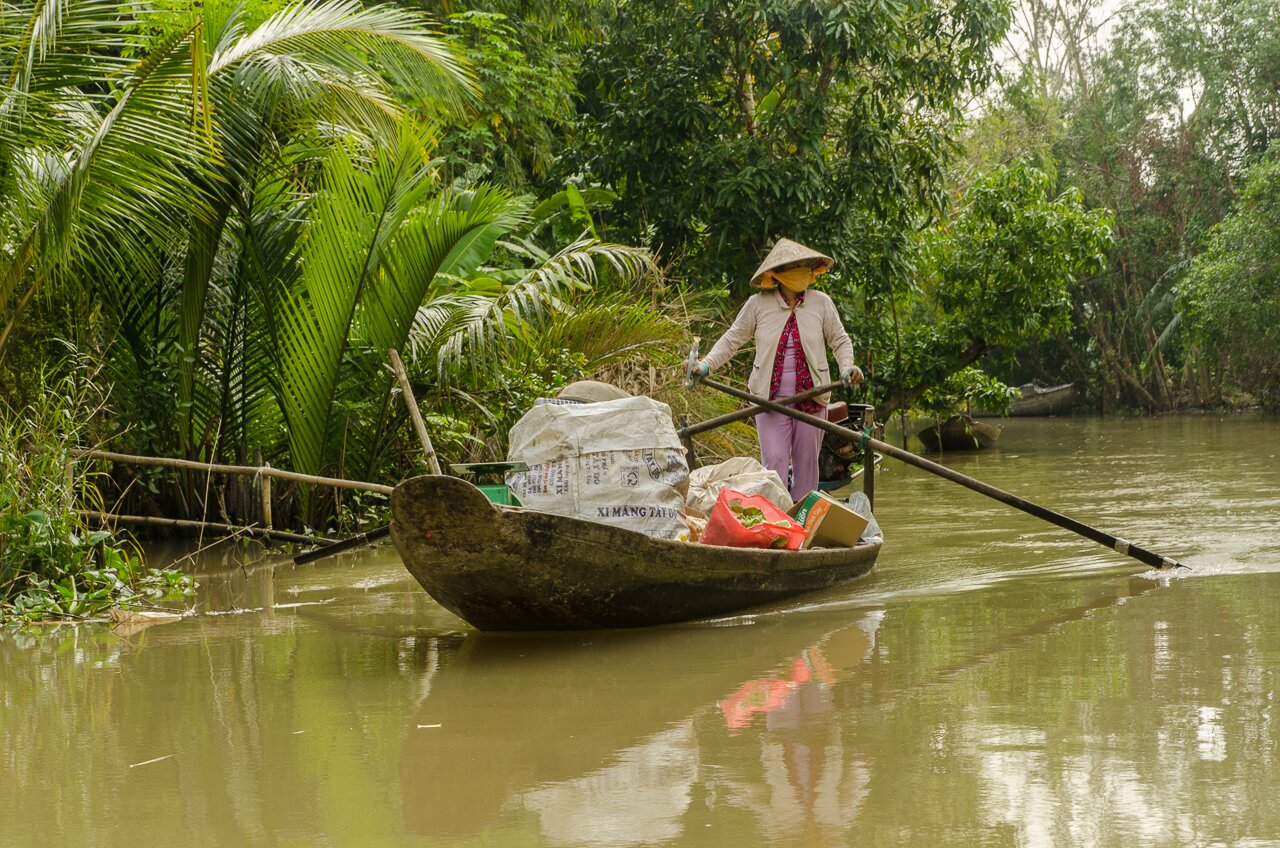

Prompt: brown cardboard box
[{"left": 787, "top": 491, "right": 870, "bottom": 549}]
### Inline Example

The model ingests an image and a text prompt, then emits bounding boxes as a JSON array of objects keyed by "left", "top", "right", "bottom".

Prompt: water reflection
[
  {"left": 520, "top": 722, "right": 699, "bottom": 847},
  {"left": 712, "top": 618, "right": 879, "bottom": 844},
  {"left": 3, "top": 557, "right": 1277, "bottom": 847},
  {"left": 4, "top": 415, "right": 1280, "bottom": 847},
  {"left": 397, "top": 616, "right": 861, "bottom": 843}
]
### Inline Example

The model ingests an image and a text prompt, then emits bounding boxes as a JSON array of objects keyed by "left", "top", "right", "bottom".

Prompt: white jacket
[{"left": 703, "top": 288, "right": 855, "bottom": 405}]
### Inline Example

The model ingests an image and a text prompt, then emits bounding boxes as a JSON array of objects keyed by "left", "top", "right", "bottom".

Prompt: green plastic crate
[{"left": 478, "top": 484, "right": 522, "bottom": 506}]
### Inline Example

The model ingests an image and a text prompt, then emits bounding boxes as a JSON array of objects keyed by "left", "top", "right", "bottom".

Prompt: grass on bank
[{"left": 0, "top": 359, "right": 195, "bottom": 624}]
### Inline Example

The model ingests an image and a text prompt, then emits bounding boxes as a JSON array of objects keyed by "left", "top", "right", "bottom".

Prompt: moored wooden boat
[
  {"left": 390, "top": 475, "right": 881, "bottom": 631},
  {"left": 974, "top": 382, "right": 1079, "bottom": 417},
  {"left": 916, "top": 413, "right": 1002, "bottom": 452},
  {"left": 1009, "top": 382, "right": 1077, "bottom": 416}
]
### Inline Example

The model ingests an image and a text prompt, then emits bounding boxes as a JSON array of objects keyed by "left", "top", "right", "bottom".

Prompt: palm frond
[
  {"left": 1142, "top": 312, "right": 1183, "bottom": 369},
  {"left": 361, "top": 183, "right": 527, "bottom": 358},
  {"left": 209, "top": 0, "right": 474, "bottom": 112},
  {"left": 0, "top": 22, "right": 213, "bottom": 352},
  {"left": 330, "top": 184, "right": 527, "bottom": 479},
  {"left": 274, "top": 128, "right": 438, "bottom": 476},
  {"left": 176, "top": 206, "right": 232, "bottom": 454},
  {"left": 214, "top": 55, "right": 404, "bottom": 152},
  {"left": 410, "top": 239, "right": 655, "bottom": 372},
  {"left": 528, "top": 298, "right": 683, "bottom": 372},
  {"left": 1, "top": 0, "right": 137, "bottom": 107}
]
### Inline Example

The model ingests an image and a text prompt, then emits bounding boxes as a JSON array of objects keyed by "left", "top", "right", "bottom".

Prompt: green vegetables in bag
[{"left": 729, "top": 500, "right": 796, "bottom": 547}]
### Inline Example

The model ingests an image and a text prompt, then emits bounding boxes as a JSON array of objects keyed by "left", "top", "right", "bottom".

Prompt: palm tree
[
  {"left": 3, "top": 0, "right": 678, "bottom": 529},
  {"left": 272, "top": 123, "right": 529, "bottom": 488},
  {"left": 0, "top": 0, "right": 475, "bottom": 431},
  {"left": 0, "top": 0, "right": 214, "bottom": 356}
]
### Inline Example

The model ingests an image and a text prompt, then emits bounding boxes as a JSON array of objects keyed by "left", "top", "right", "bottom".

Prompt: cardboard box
[{"left": 788, "top": 491, "right": 870, "bottom": 549}]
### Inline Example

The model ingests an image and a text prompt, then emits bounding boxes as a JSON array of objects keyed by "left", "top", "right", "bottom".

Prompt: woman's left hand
[{"left": 840, "top": 365, "right": 864, "bottom": 387}]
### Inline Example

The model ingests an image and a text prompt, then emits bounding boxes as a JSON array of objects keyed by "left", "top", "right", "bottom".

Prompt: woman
[{"left": 692, "top": 239, "right": 863, "bottom": 500}]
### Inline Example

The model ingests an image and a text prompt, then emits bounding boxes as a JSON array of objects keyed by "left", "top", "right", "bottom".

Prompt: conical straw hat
[{"left": 749, "top": 238, "right": 834, "bottom": 287}]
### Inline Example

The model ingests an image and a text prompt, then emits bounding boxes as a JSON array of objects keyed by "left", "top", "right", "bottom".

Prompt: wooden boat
[
  {"left": 916, "top": 413, "right": 1002, "bottom": 452},
  {"left": 1009, "top": 382, "right": 1077, "bottom": 416},
  {"left": 974, "top": 382, "right": 1078, "bottom": 417},
  {"left": 390, "top": 475, "right": 881, "bottom": 631}
]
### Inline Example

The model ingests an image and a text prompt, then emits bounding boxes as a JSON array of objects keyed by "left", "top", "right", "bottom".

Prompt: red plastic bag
[{"left": 700, "top": 488, "right": 807, "bottom": 550}]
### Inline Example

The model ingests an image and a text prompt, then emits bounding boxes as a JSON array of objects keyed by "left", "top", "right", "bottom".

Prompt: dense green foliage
[
  {"left": 878, "top": 158, "right": 1113, "bottom": 414},
  {"left": 1, "top": 0, "right": 1277, "bottom": 620},
  {"left": 990, "top": 0, "right": 1280, "bottom": 409},
  {"left": 1180, "top": 156, "right": 1280, "bottom": 404},
  {"left": 0, "top": 0, "right": 673, "bottom": 616},
  {"left": 432, "top": 10, "right": 578, "bottom": 186},
  {"left": 1, "top": 0, "right": 674, "bottom": 514},
  {"left": 572, "top": 0, "right": 1010, "bottom": 288},
  {"left": 563, "top": 0, "right": 1117, "bottom": 417}
]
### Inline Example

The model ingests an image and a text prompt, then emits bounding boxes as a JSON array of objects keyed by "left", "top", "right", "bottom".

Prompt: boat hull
[
  {"left": 390, "top": 475, "right": 880, "bottom": 631},
  {"left": 1008, "top": 383, "right": 1077, "bottom": 416},
  {"left": 974, "top": 383, "right": 1078, "bottom": 417},
  {"left": 917, "top": 414, "right": 1002, "bottom": 452}
]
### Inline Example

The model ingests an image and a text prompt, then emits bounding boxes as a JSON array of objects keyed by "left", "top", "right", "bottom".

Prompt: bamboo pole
[
  {"left": 261, "top": 466, "right": 273, "bottom": 529},
  {"left": 73, "top": 450, "right": 394, "bottom": 495},
  {"left": 254, "top": 448, "right": 272, "bottom": 529},
  {"left": 696, "top": 377, "right": 1184, "bottom": 571},
  {"left": 389, "top": 348, "right": 442, "bottom": 475},
  {"left": 862, "top": 407, "right": 877, "bottom": 511},
  {"left": 80, "top": 511, "right": 336, "bottom": 546},
  {"left": 676, "top": 380, "right": 844, "bottom": 439}
]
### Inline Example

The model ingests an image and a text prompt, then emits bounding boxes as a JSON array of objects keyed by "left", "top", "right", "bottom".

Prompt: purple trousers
[{"left": 758, "top": 341, "right": 824, "bottom": 500}]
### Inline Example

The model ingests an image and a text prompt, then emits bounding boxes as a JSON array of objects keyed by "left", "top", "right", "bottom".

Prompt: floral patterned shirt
[{"left": 769, "top": 291, "right": 824, "bottom": 414}]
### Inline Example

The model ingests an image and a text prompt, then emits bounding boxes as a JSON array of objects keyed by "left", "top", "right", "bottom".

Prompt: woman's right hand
[
  {"left": 840, "top": 365, "right": 864, "bottom": 387},
  {"left": 687, "top": 359, "right": 709, "bottom": 380}
]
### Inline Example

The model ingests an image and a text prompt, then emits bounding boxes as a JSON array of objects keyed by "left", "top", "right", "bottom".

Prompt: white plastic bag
[
  {"left": 506, "top": 397, "right": 689, "bottom": 540},
  {"left": 846, "top": 491, "right": 883, "bottom": 543},
  {"left": 685, "top": 456, "right": 793, "bottom": 515}
]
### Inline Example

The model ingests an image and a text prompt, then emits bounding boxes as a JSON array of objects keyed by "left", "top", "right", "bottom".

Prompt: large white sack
[
  {"left": 505, "top": 396, "right": 689, "bottom": 540},
  {"left": 686, "top": 456, "right": 792, "bottom": 515}
]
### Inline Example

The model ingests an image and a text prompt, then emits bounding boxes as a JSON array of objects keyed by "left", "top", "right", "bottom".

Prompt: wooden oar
[
  {"left": 696, "top": 376, "right": 1185, "bottom": 571},
  {"left": 677, "top": 380, "right": 843, "bottom": 439}
]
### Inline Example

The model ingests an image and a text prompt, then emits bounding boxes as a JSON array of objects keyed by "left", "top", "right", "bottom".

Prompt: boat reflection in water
[
  {"left": 518, "top": 721, "right": 700, "bottom": 847},
  {"left": 398, "top": 602, "right": 885, "bottom": 846},
  {"left": 400, "top": 577, "right": 1160, "bottom": 845}
]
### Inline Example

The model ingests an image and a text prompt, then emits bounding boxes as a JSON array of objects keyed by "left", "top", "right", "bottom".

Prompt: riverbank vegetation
[
  {"left": 2, "top": 0, "right": 1277, "bottom": 614},
  {"left": 1, "top": 359, "right": 194, "bottom": 620}
]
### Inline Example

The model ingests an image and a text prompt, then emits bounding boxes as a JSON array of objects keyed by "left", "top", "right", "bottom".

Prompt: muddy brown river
[{"left": 3, "top": 414, "right": 1278, "bottom": 846}]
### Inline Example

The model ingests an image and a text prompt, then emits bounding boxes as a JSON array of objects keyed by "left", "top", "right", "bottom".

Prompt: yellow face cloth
[{"left": 763, "top": 267, "right": 819, "bottom": 292}]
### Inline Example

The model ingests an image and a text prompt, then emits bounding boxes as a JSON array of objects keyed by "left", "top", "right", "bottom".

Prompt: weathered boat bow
[{"left": 391, "top": 475, "right": 880, "bottom": 631}]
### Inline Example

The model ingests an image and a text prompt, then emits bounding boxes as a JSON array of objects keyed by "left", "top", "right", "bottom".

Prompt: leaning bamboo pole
[
  {"left": 79, "top": 511, "right": 336, "bottom": 546},
  {"left": 389, "top": 348, "right": 443, "bottom": 475},
  {"left": 73, "top": 450, "right": 395, "bottom": 495}
]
